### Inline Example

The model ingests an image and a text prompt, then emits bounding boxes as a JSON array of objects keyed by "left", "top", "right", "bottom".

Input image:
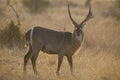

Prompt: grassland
[{"left": 0, "top": 0, "right": 120, "bottom": 80}]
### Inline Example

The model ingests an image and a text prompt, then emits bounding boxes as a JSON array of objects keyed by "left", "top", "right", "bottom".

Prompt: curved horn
[
  {"left": 80, "top": 3, "right": 93, "bottom": 26},
  {"left": 68, "top": 4, "right": 78, "bottom": 26}
]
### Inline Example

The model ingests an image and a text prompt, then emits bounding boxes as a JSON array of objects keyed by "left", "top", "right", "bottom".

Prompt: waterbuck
[{"left": 23, "top": 4, "right": 92, "bottom": 75}]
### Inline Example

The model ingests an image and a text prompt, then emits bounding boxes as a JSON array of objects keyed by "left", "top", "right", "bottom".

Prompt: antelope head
[{"left": 68, "top": 4, "right": 93, "bottom": 41}]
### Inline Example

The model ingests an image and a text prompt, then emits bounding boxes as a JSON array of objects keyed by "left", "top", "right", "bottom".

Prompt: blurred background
[{"left": 0, "top": 0, "right": 120, "bottom": 80}]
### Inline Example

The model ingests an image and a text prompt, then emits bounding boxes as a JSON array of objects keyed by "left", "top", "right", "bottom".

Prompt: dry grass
[
  {"left": 0, "top": 0, "right": 120, "bottom": 80},
  {"left": 0, "top": 21, "right": 24, "bottom": 49}
]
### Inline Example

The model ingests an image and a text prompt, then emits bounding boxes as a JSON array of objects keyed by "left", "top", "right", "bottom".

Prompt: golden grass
[{"left": 0, "top": 0, "right": 120, "bottom": 80}]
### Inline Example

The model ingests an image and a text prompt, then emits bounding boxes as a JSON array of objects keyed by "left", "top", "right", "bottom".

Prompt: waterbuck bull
[{"left": 23, "top": 4, "right": 92, "bottom": 75}]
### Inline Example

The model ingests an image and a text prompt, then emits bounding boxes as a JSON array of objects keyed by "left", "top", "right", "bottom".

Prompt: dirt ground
[{"left": 0, "top": 0, "right": 120, "bottom": 80}]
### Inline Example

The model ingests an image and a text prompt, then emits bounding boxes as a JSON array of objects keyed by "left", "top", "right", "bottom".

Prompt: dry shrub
[
  {"left": 85, "top": 0, "right": 91, "bottom": 7},
  {"left": 0, "top": 0, "right": 5, "bottom": 17},
  {"left": 112, "top": 0, "right": 120, "bottom": 20},
  {"left": 109, "top": 0, "right": 120, "bottom": 20},
  {"left": 22, "top": 0, "right": 50, "bottom": 13},
  {"left": 0, "top": 7, "right": 5, "bottom": 17},
  {"left": 0, "top": 21, "right": 25, "bottom": 49},
  {"left": 116, "top": 0, "right": 120, "bottom": 8}
]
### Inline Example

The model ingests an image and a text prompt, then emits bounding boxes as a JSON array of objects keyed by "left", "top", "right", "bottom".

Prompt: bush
[
  {"left": 0, "top": 21, "right": 25, "bottom": 49},
  {"left": 116, "top": 0, "right": 120, "bottom": 8},
  {"left": 85, "top": 0, "right": 91, "bottom": 7},
  {"left": 109, "top": 0, "right": 120, "bottom": 20},
  {"left": 22, "top": 0, "right": 50, "bottom": 13},
  {"left": 0, "top": 0, "right": 5, "bottom": 17}
]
